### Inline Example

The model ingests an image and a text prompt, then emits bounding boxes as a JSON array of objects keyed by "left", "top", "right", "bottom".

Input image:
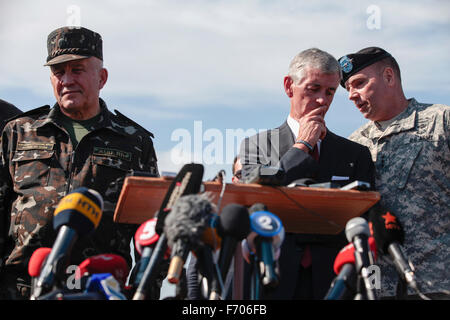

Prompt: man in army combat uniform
[
  {"left": 339, "top": 47, "right": 449, "bottom": 299},
  {"left": 0, "top": 26, "right": 159, "bottom": 299}
]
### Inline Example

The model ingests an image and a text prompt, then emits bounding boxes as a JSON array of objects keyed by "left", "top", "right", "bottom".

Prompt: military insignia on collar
[{"left": 339, "top": 56, "right": 353, "bottom": 73}]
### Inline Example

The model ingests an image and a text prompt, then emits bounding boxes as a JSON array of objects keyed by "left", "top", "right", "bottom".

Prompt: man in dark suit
[
  {"left": 239, "top": 48, "right": 375, "bottom": 299},
  {"left": 0, "top": 99, "right": 22, "bottom": 133}
]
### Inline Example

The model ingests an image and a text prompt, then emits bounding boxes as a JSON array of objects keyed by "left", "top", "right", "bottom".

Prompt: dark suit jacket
[
  {"left": 239, "top": 121, "right": 375, "bottom": 299},
  {"left": 0, "top": 99, "right": 22, "bottom": 133}
]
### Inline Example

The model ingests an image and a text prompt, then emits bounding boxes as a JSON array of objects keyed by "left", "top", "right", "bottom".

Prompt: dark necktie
[
  {"left": 310, "top": 144, "right": 319, "bottom": 161},
  {"left": 300, "top": 144, "right": 319, "bottom": 268}
]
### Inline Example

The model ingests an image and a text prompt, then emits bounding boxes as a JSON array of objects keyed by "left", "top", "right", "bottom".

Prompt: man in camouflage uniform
[
  {"left": 0, "top": 26, "right": 159, "bottom": 299},
  {"left": 339, "top": 47, "right": 449, "bottom": 299}
]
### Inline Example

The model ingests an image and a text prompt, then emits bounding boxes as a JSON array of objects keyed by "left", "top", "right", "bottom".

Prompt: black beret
[
  {"left": 338, "top": 47, "right": 392, "bottom": 88},
  {"left": 44, "top": 26, "right": 103, "bottom": 66}
]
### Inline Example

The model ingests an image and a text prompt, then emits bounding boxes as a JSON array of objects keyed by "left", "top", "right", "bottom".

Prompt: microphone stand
[
  {"left": 396, "top": 276, "right": 408, "bottom": 300},
  {"left": 249, "top": 253, "right": 261, "bottom": 300},
  {"left": 353, "top": 237, "right": 378, "bottom": 300}
]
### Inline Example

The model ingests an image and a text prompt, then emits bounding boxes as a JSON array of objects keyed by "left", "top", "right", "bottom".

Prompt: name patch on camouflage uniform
[
  {"left": 93, "top": 147, "right": 132, "bottom": 161},
  {"left": 17, "top": 142, "right": 54, "bottom": 151}
]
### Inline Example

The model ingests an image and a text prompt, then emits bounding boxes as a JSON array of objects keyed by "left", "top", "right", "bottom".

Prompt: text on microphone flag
[{"left": 54, "top": 192, "right": 102, "bottom": 228}]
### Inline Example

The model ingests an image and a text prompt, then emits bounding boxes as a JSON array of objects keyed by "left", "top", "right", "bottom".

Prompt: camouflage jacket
[
  {"left": 0, "top": 99, "right": 159, "bottom": 274},
  {"left": 349, "top": 98, "right": 450, "bottom": 296}
]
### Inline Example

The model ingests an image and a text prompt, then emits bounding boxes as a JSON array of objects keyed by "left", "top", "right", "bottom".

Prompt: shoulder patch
[{"left": 113, "top": 109, "right": 154, "bottom": 138}]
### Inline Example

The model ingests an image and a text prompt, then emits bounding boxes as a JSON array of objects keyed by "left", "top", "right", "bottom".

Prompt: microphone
[
  {"left": 82, "top": 273, "right": 127, "bottom": 300},
  {"left": 325, "top": 237, "right": 377, "bottom": 300},
  {"left": 216, "top": 204, "right": 251, "bottom": 285},
  {"left": 188, "top": 212, "right": 224, "bottom": 300},
  {"left": 209, "top": 169, "right": 226, "bottom": 182},
  {"left": 38, "top": 273, "right": 127, "bottom": 300},
  {"left": 135, "top": 218, "right": 160, "bottom": 256},
  {"left": 132, "top": 163, "right": 204, "bottom": 300},
  {"left": 195, "top": 204, "right": 251, "bottom": 300},
  {"left": 244, "top": 209, "right": 285, "bottom": 289},
  {"left": 75, "top": 254, "right": 130, "bottom": 288},
  {"left": 31, "top": 187, "right": 103, "bottom": 299},
  {"left": 164, "top": 193, "right": 216, "bottom": 284},
  {"left": 29, "top": 247, "right": 52, "bottom": 297},
  {"left": 345, "top": 217, "right": 377, "bottom": 300},
  {"left": 131, "top": 217, "right": 170, "bottom": 289},
  {"left": 368, "top": 204, "right": 421, "bottom": 295},
  {"left": 192, "top": 240, "right": 222, "bottom": 300},
  {"left": 28, "top": 247, "right": 52, "bottom": 278}
]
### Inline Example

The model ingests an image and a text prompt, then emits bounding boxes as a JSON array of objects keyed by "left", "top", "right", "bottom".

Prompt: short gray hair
[{"left": 288, "top": 48, "right": 342, "bottom": 84}]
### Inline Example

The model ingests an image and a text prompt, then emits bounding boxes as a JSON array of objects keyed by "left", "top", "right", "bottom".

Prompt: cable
[{"left": 216, "top": 170, "right": 227, "bottom": 214}]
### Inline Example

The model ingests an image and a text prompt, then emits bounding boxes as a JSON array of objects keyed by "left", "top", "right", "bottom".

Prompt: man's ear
[
  {"left": 99, "top": 67, "right": 108, "bottom": 89},
  {"left": 382, "top": 66, "right": 395, "bottom": 87},
  {"left": 283, "top": 76, "right": 294, "bottom": 97}
]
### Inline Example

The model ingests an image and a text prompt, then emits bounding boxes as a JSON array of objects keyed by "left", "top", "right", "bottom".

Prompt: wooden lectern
[
  {"left": 114, "top": 176, "right": 380, "bottom": 235},
  {"left": 113, "top": 176, "right": 380, "bottom": 299}
]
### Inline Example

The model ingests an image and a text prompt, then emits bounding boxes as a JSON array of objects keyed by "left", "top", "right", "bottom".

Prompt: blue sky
[{"left": 1, "top": 0, "right": 449, "bottom": 182}]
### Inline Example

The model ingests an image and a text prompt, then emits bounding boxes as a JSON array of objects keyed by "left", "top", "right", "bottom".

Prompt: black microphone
[
  {"left": 345, "top": 217, "right": 377, "bottom": 300},
  {"left": 209, "top": 169, "right": 226, "bottom": 182},
  {"left": 368, "top": 204, "right": 421, "bottom": 295},
  {"left": 187, "top": 211, "right": 224, "bottom": 300},
  {"left": 132, "top": 163, "right": 204, "bottom": 300},
  {"left": 192, "top": 241, "right": 222, "bottom": 300},
  {"left": 31, "top": 187, "right": 103, "bottom": 299},
  {"left": 165, "top": 194, "right": 216, "bottom": 284},
  {"left": 217, "top": 204, "right": 251, "bottom": 286}
]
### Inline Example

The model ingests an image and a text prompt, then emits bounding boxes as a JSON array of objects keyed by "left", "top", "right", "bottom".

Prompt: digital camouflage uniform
[
  {"left": 0, "top": 99, "right": 159, "bottom": 298},
  {"left": 349, "top": 98, "right": 450, "bottom": 296}
]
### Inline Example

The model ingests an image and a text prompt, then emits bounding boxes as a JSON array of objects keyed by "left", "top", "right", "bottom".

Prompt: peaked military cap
[
  {"left": 44, "top": 26, "right": 103, "bottom": 66},
  {"left": 338, "top": 47, "right": 392, "bottom": 88}
]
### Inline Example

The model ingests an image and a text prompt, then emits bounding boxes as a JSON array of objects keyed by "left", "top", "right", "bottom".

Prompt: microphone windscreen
[
  {"left": 164, "top": 193, "right": 215, "bottom": 252},
  {"left": 53, "top": 187, "right": 103, "bottom": 236},
  {"left": 368, "top": 203, "right": 405, "bottom": 254},
  {"left": 217, "top": 203, "right": 250, "bottom": 240},
  {"left": 333, "top": 243, "right": 355, "bottom": 275},
  {"left": 76, "top": 254, "right": 129, "bottom": 287},
  {"left": 28, "top": 247, "right": 52, "bottom": 277},
  {"left": 334, "top": 236, "right": 378, "bottom": 274}
]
